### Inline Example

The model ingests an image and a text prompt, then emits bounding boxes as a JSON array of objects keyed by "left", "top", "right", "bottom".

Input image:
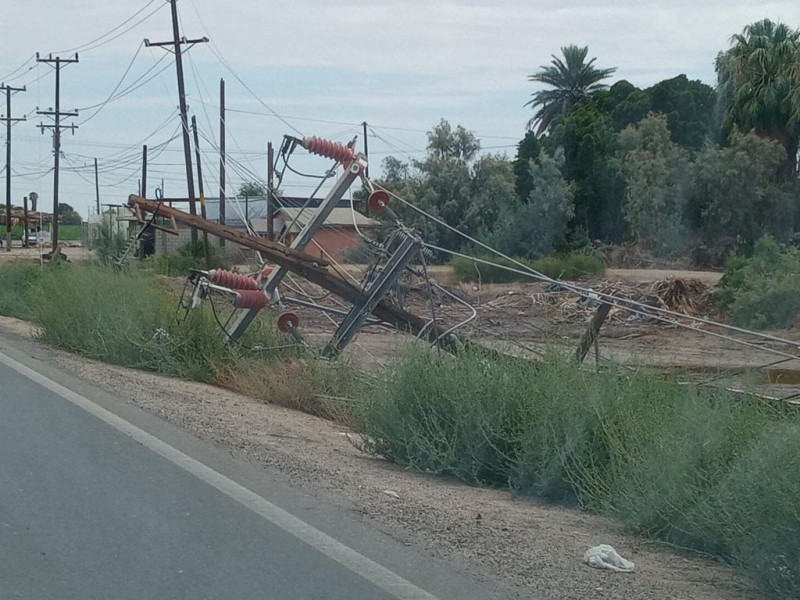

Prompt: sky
[{"left": 2, "top": 0, "right": 800, "bottom": 217}]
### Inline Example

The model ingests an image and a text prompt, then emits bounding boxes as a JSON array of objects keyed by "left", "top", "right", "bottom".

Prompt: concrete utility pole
[
  {"left": 218, "top": 78, "right": 225, "bottom": 246},
  {"left": 36, "top": 53, "right": 79, "bottom": 249},
  {"left": 145, "top": 0, "right": 208, "bottom": 245},
  {"left": 1, "top": 83, "right": 26, "bottom": 251}
]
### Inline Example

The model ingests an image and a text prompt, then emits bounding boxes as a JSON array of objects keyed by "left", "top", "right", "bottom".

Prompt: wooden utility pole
[
  {"left": 128, "top": 195, "right": 460, "bottom": 349},
  {"left": 145, "top": 0, "right": 207, "bottom": 245},
  {"left": 141, "top": 145, "right": 148, "bottom": 198},
  {"left": 362, "top": 121, "right": 369, "bottom": 178},
  {"left": 218, "top": 78, "right": 226, "bottom": 246},
  {"left": 93, "top": 157, "right": 100, "bottom": 214},
  {"left": 1, "top": 83, "right": 26, "bottom": 251},
  {"left": 267, "top": 142, "right": 274, "bottom": 239},
  {"left": 575, "top": 302, "right": 612, "bottom": 364},
  {"left": 22, "top": 196, "right": 28, "bottom": 247},
  {"left": 36, "top": 53, "right": 79, "bottom": 249},
  {"left": 191, "top": 115, "right": 210, "bottom": 266}
]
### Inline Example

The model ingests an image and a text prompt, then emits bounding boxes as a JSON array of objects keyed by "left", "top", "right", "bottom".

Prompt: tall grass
[
  {"left": 360, "top": 345, "right": 800, "bottom": 599},
  {"left": 0, "top": 262, "right": 289, "bottom": 383},
  {"left": 0, "top": 262, "right": 47, "bottom": 320}
]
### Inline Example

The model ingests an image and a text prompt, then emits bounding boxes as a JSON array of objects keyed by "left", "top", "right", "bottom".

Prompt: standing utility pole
[
  {"left": 93, "top": 158, "right": 100, "bottom": 214},
  {"left": 191, "top": 115, "right": 210, "bottom": 266},
  {"left": 267, "top": 142, "right": 274, "bottom": 240},
  {"left": 36, "top": 53, "right": 79, "bottom": 249},
  {"left": 362, "top": 121, "right": 369, "bottom": 179},
  {"left": 218, "top": 78, "right": 225, "bottom": 246},
  {"left": 145, "top": 0, "right": 208, "bottom": 245},
  {"left": 1, "top": 83, "right": 26, "bottom": 251}
]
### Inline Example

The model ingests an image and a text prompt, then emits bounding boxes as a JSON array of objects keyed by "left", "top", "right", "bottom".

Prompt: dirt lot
[
  {"left": 0, "top": 243, "right": 92, "bottom": 264},
  {"left": 284, "top": 269, "right": 800, "bottom": 403},
  {"left": 0, "top": 316, "right": 761, "bottom": 600}
]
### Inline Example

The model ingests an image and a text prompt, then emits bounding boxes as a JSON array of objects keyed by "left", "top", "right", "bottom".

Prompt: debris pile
[{"left": 539, "top": 278, "right": 715, "bottom": 323}]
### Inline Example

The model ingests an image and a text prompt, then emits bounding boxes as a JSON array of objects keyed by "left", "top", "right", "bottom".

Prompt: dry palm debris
[{"left": 545, "top": 278, "right": 716, "bottom": 325}]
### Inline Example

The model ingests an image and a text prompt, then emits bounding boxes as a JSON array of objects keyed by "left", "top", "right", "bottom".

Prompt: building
[{"left": 250, "top": 206, "right": 380, "bottom": 263}]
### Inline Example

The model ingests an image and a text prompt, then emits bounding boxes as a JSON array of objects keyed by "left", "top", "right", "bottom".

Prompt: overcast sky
[{"left": 2, "top": 0, "right": 800, "bottom": 216}]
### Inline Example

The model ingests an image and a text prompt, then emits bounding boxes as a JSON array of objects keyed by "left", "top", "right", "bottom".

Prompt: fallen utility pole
[{"left": 128, "top": 195, "right": 459, "bottom": 349}]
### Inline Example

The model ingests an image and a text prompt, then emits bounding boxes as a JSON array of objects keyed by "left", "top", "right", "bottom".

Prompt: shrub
[
  {"left": 451, "top": 251, "right": 605, "bottom": 283},
  {"left": 147, "top": 239, "right": 230, "bottom": 276},
  {"left": 716, "top": 236, "right": 800, "bottom": 329},
  {"left": 360, "top": 345, "right": 800, "bottom": 598}
]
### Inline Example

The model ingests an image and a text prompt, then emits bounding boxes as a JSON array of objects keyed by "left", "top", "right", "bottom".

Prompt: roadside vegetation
[
  {"left": 716, "top": 236, "right": 800, "bottom": 330},
  {"left": 0, "top": 261, "right": 797, "bottom": 598},
  {"left": 0, "top": 262, "right": 351, "bottom": 411},
  {"left": 359, "top": 346, "right": 800, "bottom": 599}
]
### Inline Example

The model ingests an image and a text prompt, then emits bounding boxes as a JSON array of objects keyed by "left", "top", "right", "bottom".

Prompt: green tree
[
  {"left": 549, "top": 102, "right": 624, "bottom": 242},
  {"left": 648, "top": 75, "right": 715, "bottom": 150},
  {"left": 525, "top": 45, "right": 616, "bottom": 135},
  {"left": 715, "top": 19, "right": 800, "bottom": 177},
  {"left": 374, "top": 121, "right": 515, "bottom": 256},
  {"left": 425, "top": 119, "right": 480, "bottom": 162},
  {"left": 688, "top": 130, "right": 793, "bottom": 252},
  {"left": 57, "top": 202, "right": 82, "bottom": 225},
  {"left": 618, "top": 114, "right": 689, "bottom": 257},
  {"left": 238, "top": 181, "right": 267, "bottom": 197},
  {"left": 512, "top": 131, "right": 541, "bottom": 201},
  {"left": 490, "top": 148, "right": 574, "bottom": 258}
]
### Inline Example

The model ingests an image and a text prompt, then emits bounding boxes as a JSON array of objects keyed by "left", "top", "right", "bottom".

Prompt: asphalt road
[{"left": 0, "top": 339, "right": 517, "bottom": 600}]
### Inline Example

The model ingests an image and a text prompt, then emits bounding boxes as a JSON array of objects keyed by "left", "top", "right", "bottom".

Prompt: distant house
[{"left": 250, "top": 207, "right": 380, "bottom": 262}]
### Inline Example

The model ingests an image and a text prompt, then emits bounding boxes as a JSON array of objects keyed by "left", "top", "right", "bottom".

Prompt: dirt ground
[
  {"left": 285, "top": 269, "right": 800, "bottom": 404},
  {"left": 0, "top": 316, "right": 760, "bottom": 600},
  {"left": 0, "top": 243, "right": 92, "bottom": 264}
]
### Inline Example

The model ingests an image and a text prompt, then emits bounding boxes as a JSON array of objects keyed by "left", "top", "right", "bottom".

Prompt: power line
[
  {"left": 77, "top": 42, "right": 144, "bottom": 125},
  {"left": 0, "top": 54, "right": 36, "bottom": 83},
  {"left": 51, "top": 0, "right": 165, "bottom": 55}
]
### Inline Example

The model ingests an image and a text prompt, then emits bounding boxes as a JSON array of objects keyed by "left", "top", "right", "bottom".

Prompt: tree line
[{"left": 372, "top": 19, "right": 800, "bottom": 266}]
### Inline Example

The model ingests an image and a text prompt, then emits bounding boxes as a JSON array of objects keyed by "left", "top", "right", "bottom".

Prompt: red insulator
[
  {"left": 260, "top": 266, "right": 275, "bottom": 279},
  {"left": 277, "top": 311, "right": 300, "bottom": 333},
  {"left": 208, "top": 269, "right": 258, "bottom": 291},
  {"left": 301, "top": 136, "right": 355, "bottom": 164},
  {"left": 233, "top": 290, "right": 269, "bottom": 310},
  {"left": 367, "top": 189, "right": 391, "bottom": 213}
]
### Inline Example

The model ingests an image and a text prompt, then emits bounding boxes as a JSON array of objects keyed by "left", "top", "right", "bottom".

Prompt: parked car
[{"left": 22, "top": 230, "right": 38, "bottom": 246}]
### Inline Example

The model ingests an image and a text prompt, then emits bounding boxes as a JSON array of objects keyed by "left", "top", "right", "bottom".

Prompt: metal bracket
[
  {"left": 226, "top": 158, "right": 365, "bottom": 342},
  {"left": 321, "top": 231, "right": 421, "bottom": 358}
]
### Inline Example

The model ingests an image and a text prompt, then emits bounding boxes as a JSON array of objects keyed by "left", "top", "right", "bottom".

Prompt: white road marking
[{"left": 0, "top": 349, "right": 440, "bottom": 600}]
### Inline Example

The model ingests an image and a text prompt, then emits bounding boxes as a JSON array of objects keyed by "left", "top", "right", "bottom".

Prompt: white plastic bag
[{"left": 584, "top": 544, "right": 635, "bottom": 572}]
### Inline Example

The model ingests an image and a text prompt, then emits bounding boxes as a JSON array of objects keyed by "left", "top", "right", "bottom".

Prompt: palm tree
[
  {"left": 715, "top": 19, "right": 800, "bottom": 177},
  {"left": 525, "top": 45, "right": 616, "bottom": 136}
]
